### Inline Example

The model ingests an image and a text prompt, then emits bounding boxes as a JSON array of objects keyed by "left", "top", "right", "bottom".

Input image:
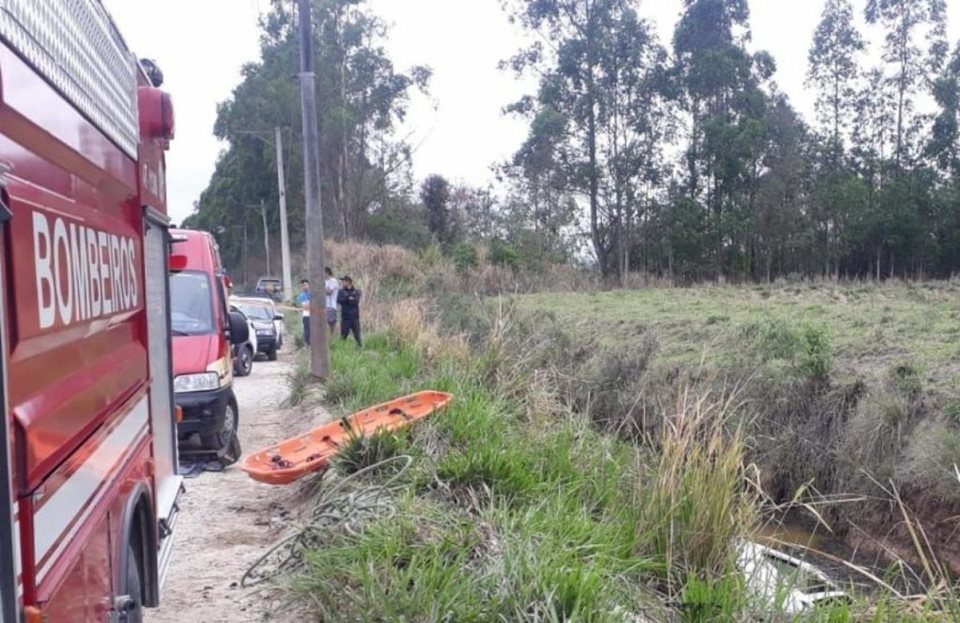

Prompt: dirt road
[{"left": 146, "top": 353, "right": 328, "bottom": 623}]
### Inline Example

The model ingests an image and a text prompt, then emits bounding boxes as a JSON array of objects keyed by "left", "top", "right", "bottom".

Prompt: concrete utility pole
[
  {"left": 275, "top": 126, "right": 293, "bottom": 303},
  {"left": 234, "top": 128, "right": 293, "bottom": 300},
  {"left": 259, "top": 198, "right": 270, "bottom": 276},
  {"left": 298, "top": 0, "right": 330, "bottom": 379}
]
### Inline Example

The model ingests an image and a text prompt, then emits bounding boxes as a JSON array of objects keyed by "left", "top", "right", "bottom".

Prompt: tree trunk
[
  {"left": 587, "top": 53, "right": 604, "bottom": 278},
  {"left": 354, "top": 95, "right": 369, "bottom": 236},
  {"left": 338, "top": 26, "right": 348, "bottom": 239},
  {"left": 894, "top": 19, "right": 908, "bottom": 170},
  {"left": 689, "top": 99, "right": 701, "bottom": 198},
  {"left": 833, "top": 68, "right": 841, "bottom": 150}
]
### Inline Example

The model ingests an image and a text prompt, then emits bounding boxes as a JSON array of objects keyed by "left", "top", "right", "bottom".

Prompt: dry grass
[
  {"left": 324, "top": 240, "right": 422, "bottom": 284},
  {"left": 385, "top": 299, "right": 470, "bottom": 364}
]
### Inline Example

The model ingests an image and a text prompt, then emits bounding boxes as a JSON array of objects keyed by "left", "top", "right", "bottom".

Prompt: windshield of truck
[
  {"left": 170, "top": 271, "right": 216, "bottom": 336},
  {"left": 237, "top": 305, "right": 272, "bottom": 321}
]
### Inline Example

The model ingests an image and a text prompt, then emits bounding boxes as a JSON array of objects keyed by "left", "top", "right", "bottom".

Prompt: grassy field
[
  {"left": 521, "top": 281, "right": 960, "bottom": 395},
  {"left": 274, "top": 285, "right": 960, "bottom": 621}
]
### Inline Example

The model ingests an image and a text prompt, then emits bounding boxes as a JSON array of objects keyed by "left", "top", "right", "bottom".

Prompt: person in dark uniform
[{"left": 337, "top": 276, "right": 362, "bottom": 346}]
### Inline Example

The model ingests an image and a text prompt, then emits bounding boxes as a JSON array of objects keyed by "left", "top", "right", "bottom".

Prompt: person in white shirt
[{"left": 324, "top": 267, "right": 339, "bottom": 336}]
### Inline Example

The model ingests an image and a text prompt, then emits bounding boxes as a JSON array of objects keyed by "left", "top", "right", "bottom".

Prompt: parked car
[
  {"left": 229, "top": 304, "right": 258, "bottom": 377},
  {"left": 231, "top": 296, "right": 283, "bottom": 360},
  {"left": 255, "top": 276, "right": 284, "bottom": 301},
  {"left": 232, "top": 295, "right": 285, "bottom": 348}
]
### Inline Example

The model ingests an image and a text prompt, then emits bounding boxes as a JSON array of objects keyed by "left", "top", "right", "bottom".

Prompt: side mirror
[
  {"left": 274, "top": 313, "right": 285, "bottom": 321},
  {"left": 228, "top": 311, "right": 250, "bottom": 345}
]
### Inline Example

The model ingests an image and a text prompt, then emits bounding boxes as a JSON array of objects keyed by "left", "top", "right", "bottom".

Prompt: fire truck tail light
[{"left": 169, "top": 254, "right": 188, "bottom": 271}]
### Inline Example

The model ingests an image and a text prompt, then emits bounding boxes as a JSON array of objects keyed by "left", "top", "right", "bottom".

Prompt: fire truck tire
[{"left": 125, "top": 544, "right": 144, "bottom": 623}]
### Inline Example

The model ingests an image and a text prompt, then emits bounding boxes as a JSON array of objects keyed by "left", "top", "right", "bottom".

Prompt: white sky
[{"left": 102, "top": 0, "right": 960, "bottom": 226}]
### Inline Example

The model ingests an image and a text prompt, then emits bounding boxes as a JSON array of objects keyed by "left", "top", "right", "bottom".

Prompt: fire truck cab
[
  {"left": 170, "top": 229, "right": 249, "bottom": 465},
  {"left": 0, "top": 2, "right": 180, "bottom": 621}
]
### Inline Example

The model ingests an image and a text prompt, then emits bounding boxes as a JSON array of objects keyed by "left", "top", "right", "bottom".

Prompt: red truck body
[
  {"left": 169, "top": 229, "right": 243, "bottom": 462},
  {"left": 0, "top": 2, "right": 180, "bottom": 621}
]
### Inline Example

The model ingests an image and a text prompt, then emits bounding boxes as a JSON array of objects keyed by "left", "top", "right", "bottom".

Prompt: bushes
[
  {"left": 744, "top": 317, "right": 833, "bottom": 381},
  {"left": 898, "top": 419, "right": 960, "bottom": 502},
  {"left": 452, "top": 242, "right": 479, "bottom": 274},
  {"left": 489, "top": 238, "right": 520, "bottom": 270}
]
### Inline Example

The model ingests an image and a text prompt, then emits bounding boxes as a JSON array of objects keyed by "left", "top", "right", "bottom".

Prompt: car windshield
[
  {"left": 170, "top": 271, "right": 216, "bottom": 336},
  {"left": 238, "top": 305, "right": 272, "bottom": 321}
]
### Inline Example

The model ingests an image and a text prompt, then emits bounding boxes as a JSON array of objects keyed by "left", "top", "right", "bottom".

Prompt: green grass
[
  {"left": 520, "top": 281, "right": 960, "bottom": 393},
  {"left": 323, "top": 335, "right": 419, "bottom": 410},
  {"left": 295, "top": 333, "right": 671, "bottom": 621},
  {"left": 285, "top": 289, "right": 960, "bottom": 622}
]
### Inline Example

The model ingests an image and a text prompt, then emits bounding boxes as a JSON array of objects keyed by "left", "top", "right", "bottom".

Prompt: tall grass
[
  {"left": 282, "top": 301, "right": 776, "bottom": 621},
  {"left": 282, "top": 294, "right": 960, "bottom": 622},
  {"left": 636, "top": 388, "right": 757, "bottom": 586}
]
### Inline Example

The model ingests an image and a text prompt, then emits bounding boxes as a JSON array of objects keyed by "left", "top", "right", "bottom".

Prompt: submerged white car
[{"left": 736, "top": 539, "right": 851, "bottom": 614}]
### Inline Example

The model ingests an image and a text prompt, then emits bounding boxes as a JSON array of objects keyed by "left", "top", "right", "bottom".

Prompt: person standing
[
  {"left": 324, "top": 267, "right": 339, "bottom": 336},
  {"left": 337, "top": 275, "right": 362, "bottom": 346},
  {"left": 296, "top": 278, "right": 311, "bottom": 346}
]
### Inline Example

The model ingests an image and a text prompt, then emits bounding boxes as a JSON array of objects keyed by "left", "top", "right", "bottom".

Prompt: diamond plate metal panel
[{"left": 0, "top": 0, "right": 139, "bottom": 158}]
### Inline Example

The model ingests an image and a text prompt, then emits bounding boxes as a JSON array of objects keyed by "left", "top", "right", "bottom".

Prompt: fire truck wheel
[{"left": 125, "top": 544, "right": 144, "bottom": 623}]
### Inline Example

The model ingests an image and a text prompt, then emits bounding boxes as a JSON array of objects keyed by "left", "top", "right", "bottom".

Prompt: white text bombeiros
[{"left": 32, "top": 211, "right": 139, "bottom": 330}]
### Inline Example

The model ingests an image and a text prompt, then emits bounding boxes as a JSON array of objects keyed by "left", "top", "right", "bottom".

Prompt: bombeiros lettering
[{"left": 32, "top": 211, "right": 139, "bottom": 329}]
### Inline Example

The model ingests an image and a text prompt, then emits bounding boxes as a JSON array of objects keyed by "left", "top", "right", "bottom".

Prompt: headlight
[{"left": 174, "top": 373, "right": 220, "bottom": 393}]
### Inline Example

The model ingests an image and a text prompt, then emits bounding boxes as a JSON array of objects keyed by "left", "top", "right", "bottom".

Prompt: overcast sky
[{"left": 102, "top": 0, "right": 960, "bottom": 226}]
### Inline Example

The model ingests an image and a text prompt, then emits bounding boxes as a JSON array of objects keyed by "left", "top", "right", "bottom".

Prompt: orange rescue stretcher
[{"left": 239, "top": 390, "right": 453, "bottom": 485}]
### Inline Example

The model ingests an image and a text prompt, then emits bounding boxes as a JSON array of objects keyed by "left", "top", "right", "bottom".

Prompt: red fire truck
[{"left": 0, "top": 2, "right": 181, "bottom": 621}]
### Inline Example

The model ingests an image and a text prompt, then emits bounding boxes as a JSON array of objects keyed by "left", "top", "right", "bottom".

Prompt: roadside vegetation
[
  {"left": 179, "top": 0, "right": 960, "bottom": 616},
  {"left": 274, "top": 265, "right": 960, "bottom": 620}
]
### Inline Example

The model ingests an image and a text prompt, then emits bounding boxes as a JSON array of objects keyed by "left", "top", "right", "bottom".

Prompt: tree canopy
[{"left": 186, "top": 0, "right": 960, "bottom": 284}]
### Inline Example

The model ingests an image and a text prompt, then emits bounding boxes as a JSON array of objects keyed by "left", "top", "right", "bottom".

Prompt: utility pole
[
  {"left": 242, "top": 219, "right": 249, "bottom": 286},
  {"left": 298, "top": 0, "right": 330, "bottom": 379},
  {"left": 275, "top": 126, "right": 293, "bottom": 303},
  {"left": 259, "top": 198, "right": 271, "bottom": 276},
  {"left": 233, "top": 127, "right": 293, "bottom": 301}
]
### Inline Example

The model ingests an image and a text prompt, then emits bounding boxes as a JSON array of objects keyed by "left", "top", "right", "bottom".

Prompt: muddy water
[{"left": 754, "top": 521, "right": 928, "bottom": 596}]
